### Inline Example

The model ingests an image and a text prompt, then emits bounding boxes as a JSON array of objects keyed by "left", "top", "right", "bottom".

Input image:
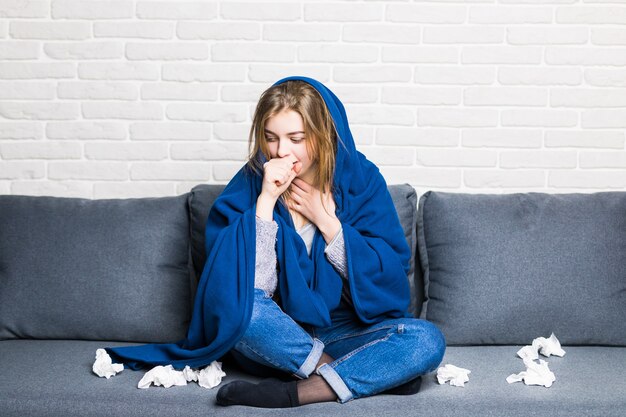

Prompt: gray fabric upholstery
[
  {"left": 388, "top": 184, "right": 420, "bottom": 317},
  {"left": 3, "top": 187, "right": 624, "bottom": 417},
  {"left": 187, "top": 184, "right": 225, "bottom": 287},
  {"left": 188, "top": 183, "right": 421, "bottom": 316},
  {"left": 1, "top": 339, "right": 624, "bottom": 417},
  {"left": 0, "top": 194, "right": 193, "bottom": 343},
  {"left": 417, "top": 191, "right": 626, "bottom": 346}
]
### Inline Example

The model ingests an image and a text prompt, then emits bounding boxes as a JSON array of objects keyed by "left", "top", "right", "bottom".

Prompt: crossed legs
[{"left": 216, "top": 288, "right": 445, "bottom": 407}]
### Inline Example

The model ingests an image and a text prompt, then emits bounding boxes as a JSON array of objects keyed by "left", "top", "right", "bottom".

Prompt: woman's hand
[
  {"left": 288, "top": 178, "right": 341, "bottom": 244},
  {"left": 260, "top": 156, "right": 301, "bottom": 201},
  {"left": 256, "top": 156, "right": 300, "bottom": 221}
]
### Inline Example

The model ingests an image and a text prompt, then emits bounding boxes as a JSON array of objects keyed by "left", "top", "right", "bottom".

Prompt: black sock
[
  {"left": 215, "top": 377, "right": 300, "bottom": 408},
  {"left": 380, "top": 375, "right": 422, "bottom": 396}
]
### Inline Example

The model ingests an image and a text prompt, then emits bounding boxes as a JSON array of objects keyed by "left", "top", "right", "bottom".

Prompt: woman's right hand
[
  {"left": 260, "top": 155, "right": 301, "bottom": 201},
  {"left": 256, "top": 155, "right": 302, "bottom": 221}
]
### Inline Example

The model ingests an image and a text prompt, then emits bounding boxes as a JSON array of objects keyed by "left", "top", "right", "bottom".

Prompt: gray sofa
[{"left": 1, "top": 183, "right": 625, "bottom": 417}]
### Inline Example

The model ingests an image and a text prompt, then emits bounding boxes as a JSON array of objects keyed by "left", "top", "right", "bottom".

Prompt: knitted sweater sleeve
[
  {"left": 255, "top": 216, "right": 278, "bottom": 296},
  {"left": 323, "top": 227, "right": 348, "bottom": 280},
  {"left": 324, "top": 227, "right": 353, "bottom": 305}
]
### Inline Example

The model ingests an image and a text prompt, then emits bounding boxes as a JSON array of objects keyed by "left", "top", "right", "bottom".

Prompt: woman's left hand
[{"left": 288, "top": 178, "right": 337, "bottom": 229}]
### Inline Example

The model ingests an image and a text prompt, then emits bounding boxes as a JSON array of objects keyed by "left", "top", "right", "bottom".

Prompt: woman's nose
[{"left": 276, "top": 139, "right": 291, "bottom": 157}]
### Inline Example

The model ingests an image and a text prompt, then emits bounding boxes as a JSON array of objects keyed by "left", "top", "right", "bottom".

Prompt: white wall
[{"left": 0, "top": 0, "right": 625, "bottom": 199}]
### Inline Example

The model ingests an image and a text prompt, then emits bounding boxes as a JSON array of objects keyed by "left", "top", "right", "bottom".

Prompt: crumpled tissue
[
  {"left": 506, "top": 332, "right": 566, "bottom": 388},
  {"left": 93, "top": 349, "right": 226, "bottom": 389},
  {"left": 506, "top": 357, "right": 556, "bottom": 387},
  {"left": 515, "top": 332, "right": 566, "bottom": 361},
  {"left": 197, "top": 361, "right": 227, "bottom": 388},
  {"left": 138, "top": 365, "right": 192, "bottom": 389},
  {"left": 137, "top": 362, "right": 226, "bottom": 389},
  {"left": 93, "top": 348, "right": 124, "bottom": 379},
  {"left": 436, "top": 364, "right": 471, "bottom": 387}
]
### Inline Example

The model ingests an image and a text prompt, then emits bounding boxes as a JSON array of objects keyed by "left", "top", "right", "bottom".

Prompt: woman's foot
[{"left": 215, "top": 377, "right": 300, "bottom": 408}]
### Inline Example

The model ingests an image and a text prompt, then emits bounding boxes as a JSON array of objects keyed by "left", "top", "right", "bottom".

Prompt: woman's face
[{"left": 264, "top": 109, "right": 316, "bottom": 183}]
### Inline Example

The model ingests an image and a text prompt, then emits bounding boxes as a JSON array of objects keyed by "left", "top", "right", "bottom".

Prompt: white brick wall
[{"left": 0, "top": 0, "right": 625, "bottom": 199}]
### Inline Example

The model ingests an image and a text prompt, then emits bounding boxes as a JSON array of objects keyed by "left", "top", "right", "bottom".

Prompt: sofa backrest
[
  {"left": 417, "top": 191, "right": 626, "bottom": 346},
  {"left": 188, "top": 183, "right": 422, "bottom": 316},
  {"left": 6, "top": 186, "right": 621, "bottom": 347},
  {"left": 0, "top": 183, "right": 421, "bottom": 344},
  {"left": 0, "top": 194, "right": 193, "bottom": 343}
]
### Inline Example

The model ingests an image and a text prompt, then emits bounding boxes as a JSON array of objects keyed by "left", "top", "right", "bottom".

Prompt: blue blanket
[{"left": 105, "top": 76, "right": 412, "bottom": 371}]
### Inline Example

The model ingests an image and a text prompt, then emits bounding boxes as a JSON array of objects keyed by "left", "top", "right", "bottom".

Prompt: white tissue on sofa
[
  {"left": 93, "top": 349, "right": 226, "bottom": 389},
  {"left": 93, "top": 348, "right": 124, "bottom": 379},
  {"left": 506, "top": 357, "right": 556, "bottom": 387},
  {"left": 197, "top": 361, "right": 227, "bottom": 388},
  {"left": 183, "top": 365, "right": 199, "bottom": 382},
  {"left": 516, "top": 332, "right": 566, "bottom": 360},
  {"left": 507, "top": 333, "right": 566, "bottom": 388},
  {"left": 436, "top": 364, "right": 471, "bottom": 387},
  {"left": 138, "top": 362, "right": 226, "bottom": 389},
  {"left": 138, "top": 365, "right": 190, "bottom": 389}
]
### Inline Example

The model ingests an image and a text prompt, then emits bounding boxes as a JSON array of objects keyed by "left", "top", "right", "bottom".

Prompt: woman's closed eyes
[{"left": 266, "top": 137, "right": 305, "bottom": 143}]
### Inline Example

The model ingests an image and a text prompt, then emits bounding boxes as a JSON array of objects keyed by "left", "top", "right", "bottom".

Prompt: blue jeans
[{"left": 228, "top": 288, "right": 446, "bottom": 404}]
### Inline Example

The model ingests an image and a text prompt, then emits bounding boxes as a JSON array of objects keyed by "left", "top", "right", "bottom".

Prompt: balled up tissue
[
  {"left": 436, "top": 364, "right": 471, "bottom": 387},
  {"left": 93, "top": 348, "right": 124, "bottom": 379},
  {"left": 197, "top": 361, "right": 227, "bottom": 388},
  {"left": 93, "top": 349, "right": 226, "bottom": 389},
  {"left": 507, "top": 333, "right": 565, "bottom": 388},
  {"left": 506, "top": 357, "right": 556, "bottom": 387},
  {"left": 516, "top": 332, "right": 566, "bottom": 361},
  {"left": 138, "top": 362, "right": 226, "bottom": 389},
  {"left": 138, "top": 365, "right": 192, "bottom": 389}
]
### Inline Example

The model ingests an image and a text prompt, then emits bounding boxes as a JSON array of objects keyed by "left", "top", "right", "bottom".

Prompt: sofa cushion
[
  {"left": 1, "top": 340, "right": 624, "bottom": 417},
  {"left": 0, "top": 194, "right": 193, "bottom": 343},
  {"left": 417, "top": 191, "right": 626, "bottom": 346},
  {"left": 388, "top": 185, "right": 419, "bottom": 316},
  {"left": 188, "top": 183, "right": 422, "bottom": 316},
  {"left": 187, "top": 184, "right": 225, "bottom": 288}
]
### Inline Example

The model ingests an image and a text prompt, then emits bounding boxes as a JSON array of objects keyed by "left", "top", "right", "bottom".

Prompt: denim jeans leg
[
  {"left": 230, "top": 288, "right": 325, "bottom": 380},
  {"left": 313, "top": 317, "right": 446, "bottom": 403}
]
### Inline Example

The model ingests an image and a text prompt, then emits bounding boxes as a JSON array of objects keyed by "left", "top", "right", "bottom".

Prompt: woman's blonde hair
[{"left": 245, "top": 80, "right": 344, "bottom": 212}]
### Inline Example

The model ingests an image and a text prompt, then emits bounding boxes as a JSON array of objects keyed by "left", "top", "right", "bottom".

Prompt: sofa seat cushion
[{"left": 1, "top": 340, "right": 624, "bottom": 417}]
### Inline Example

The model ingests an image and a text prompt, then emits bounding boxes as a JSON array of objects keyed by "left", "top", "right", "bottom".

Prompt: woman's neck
[
  {"left": 289, "top": 207, "right": 309, "bottom": 230},
  {"left": 284, "top": 195, "right": 310, "bottom": 230}
]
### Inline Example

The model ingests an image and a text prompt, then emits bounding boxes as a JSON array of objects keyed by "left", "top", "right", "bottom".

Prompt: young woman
[{"left": 104, "top": 76, "right": 446, "bottom": 408}]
